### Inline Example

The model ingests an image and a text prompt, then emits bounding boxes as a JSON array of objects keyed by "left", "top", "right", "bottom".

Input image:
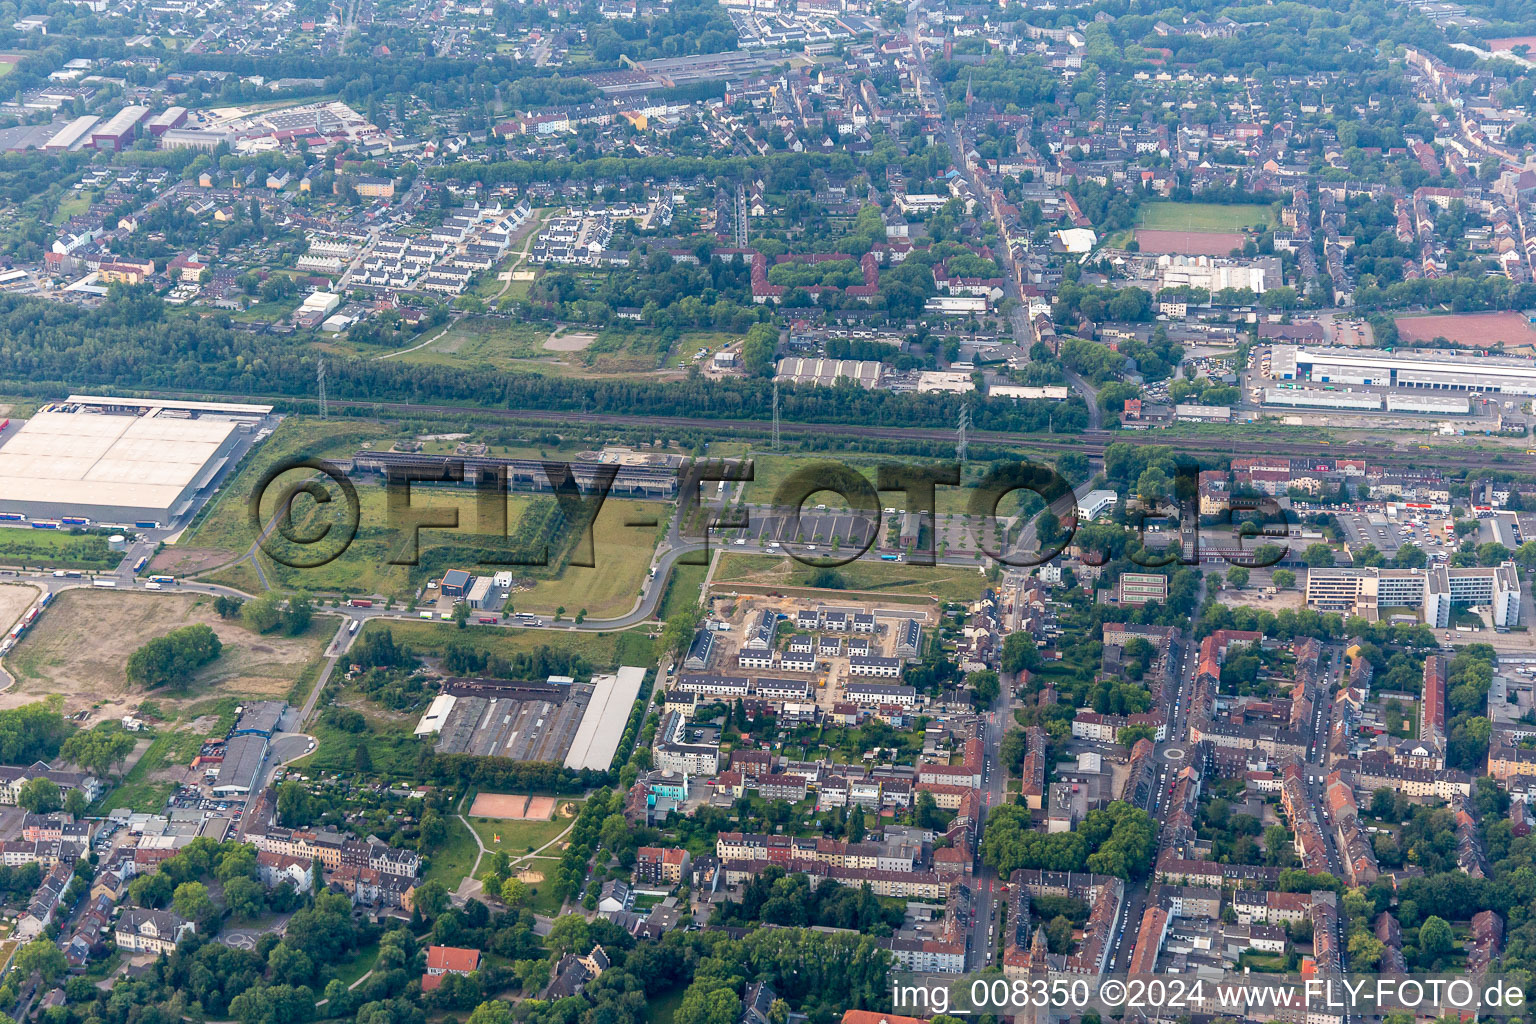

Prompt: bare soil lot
[
  {"left": 1134, "top": 229, "right": 1244, "bottom": 255},
  {"left": 543, "top": 330, "right": 597, "bottom": 352},
  {"left": 3, "top": 589, "right": 329, "bottom": 721},
  {"left": 1394, "top": 311, "right": 1536, "bottom": 347},
  {"left": 0, "top": 583, "right": 39, "bottom": 634}
]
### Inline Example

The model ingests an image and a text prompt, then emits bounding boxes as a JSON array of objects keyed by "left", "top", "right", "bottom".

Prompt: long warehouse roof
[
  {"left": 563, "top": 666, "right": 645, "bottom": 772},
  {"left": 0, "top": 410, "right": 237, "bottom": 513},
  {"left": 1288, "top": 346, "right": 1536, "bottom": 380}
]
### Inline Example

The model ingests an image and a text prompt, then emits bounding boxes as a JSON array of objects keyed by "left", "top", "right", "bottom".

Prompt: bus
[{"left": 880, "top": 553, "right": 901, "bottom": 561}]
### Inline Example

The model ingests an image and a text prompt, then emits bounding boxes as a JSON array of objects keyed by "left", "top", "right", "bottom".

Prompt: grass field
[
  {"left": 51, "top": 192, "right": 90, "bottom": 225},
  {"left": 297, "top": 689, "right": 425, "bottom": 778},
  {"left": 1136, "top": 202, "right": 1276, "bottom": 232},
  {"left": 0, "top": 528, "right": 123, "bottom": 571},
  {"left": 4, "top": 589, "right": 331, "bottom": 721},
  {"left": 264, "top": 483, "right": 540, "bottom": 597},
  {"left": 422, "top": 814, "right": 480, "bottom": 890},
  {"left": 396, "top": 316, "right": 731, "bottom": 377},
  {"left": 659, "top": 563, "right": 708, "bottom": 620},
  {"left": 176, "top": 417, "right": 394, "bottom": 575},
  {"left": 329, "top": 940, "right": 380, "bottom": 990},
  {"left": 399, "top": 317, "right": 552, "bottom": 370},
  {"left": 465, "top": 803, "right": 577, "bottom": 857},
  {"left": 512, "top": 498, "right": 663, "bottom": 618},
  {"left": 713, "top": 553, "right": 985, "bottom": 603},
  {"left": 178, "top": 415, "right": 665, "bottom": 610},
  {"left": 93, "top": 728, "right": 206, "bottom": 814},
  {"left": 363, "top": 619, "right": 656, "bottom": 672}
]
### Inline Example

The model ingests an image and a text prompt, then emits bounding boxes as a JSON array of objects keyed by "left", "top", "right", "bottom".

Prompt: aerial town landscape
[{"left": 3, "top": 0, "right": 1536, "bottom": 1020}]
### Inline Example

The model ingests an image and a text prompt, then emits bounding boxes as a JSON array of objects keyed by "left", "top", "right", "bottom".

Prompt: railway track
[{"left": 67, "top": 386, "right": 1536, "bottom": 471}]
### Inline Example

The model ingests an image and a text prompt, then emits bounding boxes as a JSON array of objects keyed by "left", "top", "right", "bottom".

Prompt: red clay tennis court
[{"left": 469, "top": 793, "right": 535, "bottom": 819}]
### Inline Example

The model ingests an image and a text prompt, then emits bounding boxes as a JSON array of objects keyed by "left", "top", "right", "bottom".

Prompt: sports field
[
  {"left": 468, "top": 793, "right": 557, "bottom": 820},
  {"left": 1135, "top": 229, "right": 1244, "bottom": 256},
  {"left": 1136, "top": 202, "right": 1276, "bottom": 232}
]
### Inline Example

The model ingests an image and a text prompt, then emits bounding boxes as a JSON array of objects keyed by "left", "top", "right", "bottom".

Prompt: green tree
[
  {"left": 12, "top": 940, "right": 66, "bottom": 985},
  {"left": 468, "top": 1003, "right": 514, "bottom": 1024},
  {"left": 173, "top": 880, "right": 215, "bottom": 922},
  {"left": 1419, "top": 915, "right": 1453, "bottom": 958},
  {"left": 1226, "top": 566, "right": 1250, "bottom": 588},
  {"left": 1302, "top": 543, "right": 1336, "bottom": 568},
  {"left": 242, "top": 591, "right": 284, "bottom": 633},
  {"left": 125, "top": 624, "right": 223, "bottom": 690},
  {"left": 499, "top": 878, "right": 528, "bottom": 907},
  {"left": 17, "top": 778, "right": 60, "bottom": 814},
  {"left": 59, "top": 721, "right": 136, "bottom": 777},
  {"left": 741, "top": 322, "right": 778, "bottom": 377},
  {"left": 224, "top": 876, "right": 266, "bottom": 921},
  {"left": 1272, "top": 569, "right": 1296, "bottom": 589},
  {"left": 1117, "top": 724, "right": 1155, "bottom": 748}
]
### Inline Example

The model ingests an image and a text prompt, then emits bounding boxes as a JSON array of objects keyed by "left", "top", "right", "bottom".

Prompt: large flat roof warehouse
[
  {"left": 0, "top": 395, "right": 271, "bottom": 523},
  {"left": 1272, "top": 345, "right": 1536, "bottom": 395},
  {"left": 563, "top": 666, "right": 647, "bottom": 771}
]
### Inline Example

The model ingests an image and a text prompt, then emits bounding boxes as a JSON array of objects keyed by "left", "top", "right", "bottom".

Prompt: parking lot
[
  {"left": 743, "top": 511, "right": 877, "bottom": 548},
  {"left": 1336, "top": 512, "right": 1403, "bottom": 558}
]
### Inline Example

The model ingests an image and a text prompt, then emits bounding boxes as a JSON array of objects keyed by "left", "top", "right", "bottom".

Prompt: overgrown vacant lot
[{"left": 3, "top": 589, "right": 330, "bottom": 721}]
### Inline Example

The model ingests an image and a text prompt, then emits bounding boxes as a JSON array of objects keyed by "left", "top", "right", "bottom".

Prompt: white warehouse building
[
  {"left": 1263, "top": 387, "right": 1382, "bottom": 410},
  {"left": 1272, "top": 345, "right": 1536, "bottom": 395}
]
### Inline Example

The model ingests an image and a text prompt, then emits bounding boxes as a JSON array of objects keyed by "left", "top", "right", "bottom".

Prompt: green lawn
[
  {"left": 422, "top": 814, "right": 480, "bottom": 890},
  {"left": 370, "top": 620, "right": 654, "bottom": 672},
  {"left": 51, "top": 192, "right": 90, "bottom": 225},
  {"left": 93, "top": 729, "right": 207, "bottom": 814},
  {"left": 178, "top": 417, "right": 393, "bottom": 562},
  {"left": 397, "top": 316, "right": 553, "bottom": 370},
  {"left": 295, "top": 708, "right": 425, "bottom": 778},
  {"left": 658, "top": 562, "right": 707, "bottom": 620},
  {"left": 1136, "top": 202, "right": 1276, "bottom": 233},
  {"left": 328, "top": 940, "right": 380, "bottom": 990},
  {"left": 0, "top": 528, "right": 122, "bottom": 570},
  {"left": 512, "top": 498, "right": 664, "bottom": 618},
  {"left": 642, "top": 987, "right": 687, "bottom": 1024},
  {"left": 713, "top": 552, "right": 985, "bottom": 603},
  {"left": 464, "top": 806, "right": 577, "bottom": 858},
  {"left": 177, "top": 415, "right": 665, "bottom": 609}
]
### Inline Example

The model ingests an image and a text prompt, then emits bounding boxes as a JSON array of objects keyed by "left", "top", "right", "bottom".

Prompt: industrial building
[
  {"left": 43, "top": 115, "right": 98, "bottom": 153},
  {"left": 430, "top": 680, "right": 590, "bottom": 760},
  {"left": 0, "top": 395, "right": 270, "bottom": 524},
  {"left": 1263, "top": 387, "right": 1382, "bottom": 410},
  {"left": 351, "top": 449, "right": 680, "bottom": 499},
  {"left": 774, "top": 357, "right": 883, "bottom": 388},
  {"left": 144, "top": 106, "right": 188, "bottom": 137},
  {"left": 1305, "top": 563, "right": 1522, "bottom": 627},
  {"left": 90, "top": 106, "right": 150, "bottom": 151},
  {"left": 563, "top": 666, "right": 646, "bottom": 771},
  {"left": 1272, "top": 345, "right": 1536, "bottom": 395},
  {"left": 1384, "top": 393, "right": 1471, "bottom": 414},
  {"left": 419, "top": 668, "right": 646, "bottom": 770},
  {"left": 211, "top": 735, "right": 268, "bottom": 797}
]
